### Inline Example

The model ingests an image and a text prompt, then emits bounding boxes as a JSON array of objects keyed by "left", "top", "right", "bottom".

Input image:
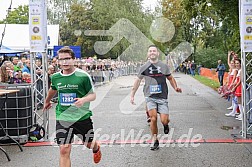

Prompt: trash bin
[{"left": 0, "top": 84, "right": 32, "bottom": 144}]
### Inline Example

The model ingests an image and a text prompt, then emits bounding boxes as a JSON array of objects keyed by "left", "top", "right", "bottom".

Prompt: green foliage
[
  {"left": 161, "top": 0, "right": 186, "bottom": 53},
  {"left": 159, "top": 0, "right": 245, "bottom": 78},
  {"left": 0, "top": 5, "right": 29, "bottom": 24},
  {"left": 47, "top": 0, "right": 87, "bottom": 24},
  {"left": 195, "top": 47, "right": 227, "bottom": 69},
  {"left": 59, "top": 0, "right": 153, "bottom": 59}
]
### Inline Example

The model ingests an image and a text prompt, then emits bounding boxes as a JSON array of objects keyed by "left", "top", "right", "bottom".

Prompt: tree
[
  {"left": 47, "top": 0, "right": 88, "bottom": 24},
  {"left": 162, "top": 0, "right": 185, "bottom": 49},
  {"left": 0, "top": 5, "right": 29, "bottom": 24},
  {"left": 60, "top": 3, "right": 96, "bottom": 57},
  {"left": 181, "top": 0, "right": 239, "bottom": 51},
  {"left": 59, "top": 0, "right": 153, "bottom": 59}
]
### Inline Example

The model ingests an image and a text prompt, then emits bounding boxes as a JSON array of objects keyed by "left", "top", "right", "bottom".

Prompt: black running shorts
[{"left": 55, "top": 118, "right": 94, "bottom": 145}]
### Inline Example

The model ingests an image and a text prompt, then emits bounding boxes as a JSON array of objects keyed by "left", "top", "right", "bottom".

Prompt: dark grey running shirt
[{"left": 137, "top": 61, "right": 171, "bottom": 99}]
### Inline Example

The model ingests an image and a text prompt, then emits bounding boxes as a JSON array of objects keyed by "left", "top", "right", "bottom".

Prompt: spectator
[
  {"left": 48, "top": 65, "right": 55, "bottom": 87},
  {"left": 22, "top": 59, "right": 31, "bottom": 74},
  {"left": 12, "top": 57, "right": 20, "bottom": 71},
  {"left": 21, "top": 57, "right": 27, "bottom": 65},
  {"left": 0, "top": 61, "right": 14, "bottom": 83},
  {"left": 17, "top": 61, "right": 24, "bottom": 70},
  {"left": 17, "top": 70, "right": 23, "bottom": 82},
  {"left": 22, "top": 72, "right": 31, "bottom": 83},
  {"left": 197, "top": 63, "right": 203, "bottom": 75},
  {"left": 9, "top": 72, "right": 22, "bottom": 84},
  {"left": 0, "top": 56, "right": 3, "bottom": 66},
  {"left": 190, "top": 60, "right": 196, "bottom": 76},
  {"left": 216, "top": 60, "right": 226, "bottom": 87},
  {"left": 186, "top": 61, "right": 190, "bottom": 74}
]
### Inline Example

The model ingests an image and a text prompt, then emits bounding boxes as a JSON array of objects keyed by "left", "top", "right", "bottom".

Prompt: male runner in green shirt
[{"left": 43, "top": 46, "right": 101, "bottom": 166}]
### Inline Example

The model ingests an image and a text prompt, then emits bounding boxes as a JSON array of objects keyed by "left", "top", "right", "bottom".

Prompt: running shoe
[
  {"left": 150, "top": 139, "right": 159, "bottom": 151},
  {"left": 164, "top": 124, "right": 170, "bottom": 134},
  {"left": 93, "top": 144, "right": 102, "bottom": 164}
]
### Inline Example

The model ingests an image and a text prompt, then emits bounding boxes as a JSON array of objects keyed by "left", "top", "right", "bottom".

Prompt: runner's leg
[
  {"left": 59, "top": 144, "right": 72, "bottom": 167},
  {"left": 148, "top": 108, "right": 158, "bottom": 140}
]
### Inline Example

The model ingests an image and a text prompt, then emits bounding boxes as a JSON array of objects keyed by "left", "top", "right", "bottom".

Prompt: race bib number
[
  {"left": 59, "top": 93, "right": 77, "bottom": 106},
  {"left": 150, "top": 85, "right": 162, "bottom": 94}
]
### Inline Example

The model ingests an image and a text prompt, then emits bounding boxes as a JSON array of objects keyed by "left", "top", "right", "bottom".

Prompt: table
[{"left": 0, "top": 89, "right": 23, "bottom": 161}]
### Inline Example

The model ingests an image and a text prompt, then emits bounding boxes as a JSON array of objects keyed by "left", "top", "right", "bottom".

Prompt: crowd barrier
[
  {"left": 88, "top": 65, "right": 141, "bottom": 86},
  {"left": 200, "top": 67, "right": 229, "bottom": 84},
  {"left": 247, "top": 85, "right": 252, "bottom": 124}
]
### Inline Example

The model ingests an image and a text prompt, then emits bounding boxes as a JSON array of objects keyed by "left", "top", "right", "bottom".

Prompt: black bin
[{"left": 0, "top": 84, "right": 32, "bottom": 143}]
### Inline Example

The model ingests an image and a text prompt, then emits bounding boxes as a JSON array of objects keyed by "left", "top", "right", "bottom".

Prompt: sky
[{"left": 0, "top": 0, "right": 158, "bottom": 20}]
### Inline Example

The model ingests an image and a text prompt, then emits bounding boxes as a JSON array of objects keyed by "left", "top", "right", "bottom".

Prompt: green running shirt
[{"left": 51, "top": 68, "right": 94, "bottom": 122}]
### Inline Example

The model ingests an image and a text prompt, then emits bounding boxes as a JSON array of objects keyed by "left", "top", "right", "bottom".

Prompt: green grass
[{"left": 193, "top": 75, "right": 220, "bottom": 90}]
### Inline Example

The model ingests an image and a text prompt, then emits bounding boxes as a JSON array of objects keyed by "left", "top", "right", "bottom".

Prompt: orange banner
[{"left": 200, "top": 68, "right": 229, "bottom": 84}]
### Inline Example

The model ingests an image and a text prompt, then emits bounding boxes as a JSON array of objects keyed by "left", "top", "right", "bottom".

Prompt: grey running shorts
[{"left": 145, "top": 97, "right": 169, "bottom": 114}]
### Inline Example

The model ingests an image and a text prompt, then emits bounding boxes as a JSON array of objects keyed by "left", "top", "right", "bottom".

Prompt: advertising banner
[
  {"left": 29, "top": 0, "right": 47, "bottom": 52},
  {"left": 240, "top": 0, "right": 252, "bottom": 52}
]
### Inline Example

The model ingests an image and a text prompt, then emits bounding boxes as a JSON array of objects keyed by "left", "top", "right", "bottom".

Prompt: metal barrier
[
  {"left": 87, "top": 65, "right": 140, "bottom": 86},
  {"left": 246, "top": 84, "right": 252, "bottom": 129}
]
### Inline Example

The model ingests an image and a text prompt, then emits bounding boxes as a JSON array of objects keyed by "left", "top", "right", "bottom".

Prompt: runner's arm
[
  {"left": 45, "top": 88, "right": 57, "bottom": 103},
  {"left": 43, "top": 88, "right": 57, "bottom": 111},
  {"left": 78, "top": 92, "right": 96, "bottom": 103},
  {"left": 74, "top": 92, "right": 96, "bottom": 107},
  {"left": 167, "top": 75, "right": 182, "bottom": 93},
  {"left": 131, "top": 77, "right": 142, "bottom": 97}
]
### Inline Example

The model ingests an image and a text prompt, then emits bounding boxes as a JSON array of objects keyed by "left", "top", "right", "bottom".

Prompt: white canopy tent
[{"left": 0, "top": 24, "right": 59, "bottom": 51}]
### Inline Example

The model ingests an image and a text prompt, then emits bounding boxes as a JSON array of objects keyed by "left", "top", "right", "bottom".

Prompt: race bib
[
  {"left": 59, "top": 93, "right": 77, "bottom": 106},
  {"left": 150, "top": 85, "right": 162, "bottom": 94}
]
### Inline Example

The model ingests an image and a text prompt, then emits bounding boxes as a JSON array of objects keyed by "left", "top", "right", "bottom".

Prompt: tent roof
[
  {"left": 0, "top": 24, "right": 59, "bottom": 51},
  {"left": 0, "top": 45, "right": 24, "bottom": 54},
  {"left": 0, "top": 49, "right": 24, "bottom": 54}
]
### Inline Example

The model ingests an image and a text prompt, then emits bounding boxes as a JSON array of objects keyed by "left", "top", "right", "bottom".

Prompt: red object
[
  {"left": 237, "top": 107, "right": 240, "bottom": 113},
  {"left": 235, "top": 78, "right": 242, "bottom": 97},
  {"left": 228, "top": 75, "right": 233, "bottom": 87}
]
